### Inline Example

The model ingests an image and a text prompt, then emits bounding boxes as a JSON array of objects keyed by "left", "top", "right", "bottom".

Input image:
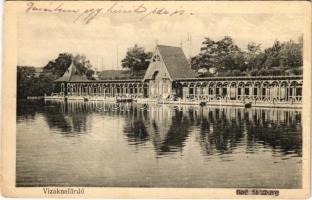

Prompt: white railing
[{"left": 182, "top": 94, "right": 302, "bottom": 104}]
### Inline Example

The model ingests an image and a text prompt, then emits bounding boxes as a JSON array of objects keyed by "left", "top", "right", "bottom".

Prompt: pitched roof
[
  {"left": 157, "top": 45, "right": 196, "bottom": 80},
  {"left": 98, "top": 70, "right": 145, "bottom": 80},
  {"left": 54, "top": 61, "right": 89, "bottom": 82},
  {"left": 143, "top": 62, "right": 159, "bottom": 80}
]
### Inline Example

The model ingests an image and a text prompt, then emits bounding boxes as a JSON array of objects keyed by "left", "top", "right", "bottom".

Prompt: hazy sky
[{"left": 17, "top": 1, "right": 305, "bottom": 69}]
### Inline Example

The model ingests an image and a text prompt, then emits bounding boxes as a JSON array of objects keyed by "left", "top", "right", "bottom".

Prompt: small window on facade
[{"left": 152, "top": 55, "right": 160, "bottom": 62}]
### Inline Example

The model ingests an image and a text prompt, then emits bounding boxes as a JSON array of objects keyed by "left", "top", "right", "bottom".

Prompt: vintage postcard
[{"left": 1, "top": 0, "right": 311, "bottom": 198}]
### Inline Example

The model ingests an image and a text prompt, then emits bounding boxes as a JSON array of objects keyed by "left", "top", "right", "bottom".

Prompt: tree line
[
  {"left": 118, "top": 37, "right": 303, "bottom": 77},
  {"left": 191, "top": 36, "right": 303, "bottom": 77}
]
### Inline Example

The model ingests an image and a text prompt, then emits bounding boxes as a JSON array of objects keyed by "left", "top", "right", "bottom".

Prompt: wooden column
[
  {"left": 213, "top": 84, "right": 216, "bottom": 99},
  {"left": 278, "top": 83, "right": 281, "bottom": 100},
  {"left": 236, "top": 84, "right": 239, "bottom": 100},
  {"left": 121, "top": 84, "right": 124, "bottom": 96},
  {"left": 260, "top": 84, "right": 263, "bottom": 100},
  {"left": 88, "top": 84, "right": 92, "bottom": 95},
  {"left": 114, "top": 84, "right": 117, "bottom": 97},
  {"left": 241, "top": 85, "right": 245, "bottom": 97},
  {"left": 104, "top": 85, "right": 106, "bottom": 97},
  {"left": 227, "top": 83, "right": 230, "bottom": 99}
]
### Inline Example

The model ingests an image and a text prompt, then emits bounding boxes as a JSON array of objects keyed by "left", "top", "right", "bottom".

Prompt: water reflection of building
[
  {"left": 43, "top": 101, "right": 89, "bottom": 134},
  {"left": 121, "top": 104, "right": 302, "bottom": 157},
  {"left": 150, "top": 106, "right": 191, "bottom": 155},
  {"left": 123, "top": 104, "right": 192, "bottom": 155},
  {"left": 197, "top": 107, "right": 245, "bottom": 154},
  {"left": 245, "top": 108, "right": 302, "bottom": 156},
  {"left": 29, "top": 100, "right": 301, "bottom": 157}
]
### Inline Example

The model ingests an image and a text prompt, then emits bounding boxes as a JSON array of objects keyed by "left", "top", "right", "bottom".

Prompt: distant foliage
[
  {"left": 43, "top": 53, "right": 72, "bottom": 77},
  {"left": 121, "top": 44, "right": 153, "bottom": 75},
  {"left": 192, "top": 36, "right": 303, "bottom": 76},
  {"left": 192, "top": 36, "right": 246, "bottom": 76},
  {"left": 43, "top": 53, "right": 95, "bottom": 80},
  {"left": 72, "top": 54, "right": 95, "bottom": 80},
  {"left": 17, "top": 53, "right": 95, "bottom": 98},
  {"left": 17, "top": 66, "right": 54, "bottom": 99}
]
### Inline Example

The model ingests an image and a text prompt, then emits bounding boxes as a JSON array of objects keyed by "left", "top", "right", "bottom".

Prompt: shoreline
[{"left": 43, "top": 96, "right": 302, "bottom": 109}]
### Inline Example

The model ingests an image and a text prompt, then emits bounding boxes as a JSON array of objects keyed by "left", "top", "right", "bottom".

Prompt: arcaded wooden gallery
[{"left": 50, "top": 45, "right": 303, "bottom": 106}]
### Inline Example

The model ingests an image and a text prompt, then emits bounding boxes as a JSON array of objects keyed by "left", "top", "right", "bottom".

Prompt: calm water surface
[{"left": 16, "top": 100, "right": 302, "bottom": 188}]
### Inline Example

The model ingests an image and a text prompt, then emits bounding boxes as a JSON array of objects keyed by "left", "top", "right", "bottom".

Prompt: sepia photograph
[{"left": 1, "top": 0, "right": 311, "bottom": 198}]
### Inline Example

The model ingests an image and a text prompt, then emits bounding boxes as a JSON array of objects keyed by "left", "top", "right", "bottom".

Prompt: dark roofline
[
  {"left": 175, "top": 75, "right": 303, "bottom": 82},
  {"left": 60, "top": 79, "right": 143, "bottom": 83},
  {"left": 157, "top": 44, "right": 180, "bottom": 48},
  {"left": 55, "top": 75, "right": 302, "bottom": 84}
]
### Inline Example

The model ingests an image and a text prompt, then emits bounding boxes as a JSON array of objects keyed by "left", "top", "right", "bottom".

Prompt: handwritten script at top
[{"left": 25, "top": 2, "right": 194, "bottom": 24}]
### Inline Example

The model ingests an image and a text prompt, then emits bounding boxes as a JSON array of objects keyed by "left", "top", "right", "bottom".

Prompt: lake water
[{"left": 16, "top": 100, "right": 302, "bottom": 188}]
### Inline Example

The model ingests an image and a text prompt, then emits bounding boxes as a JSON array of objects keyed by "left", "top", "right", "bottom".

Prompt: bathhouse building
[{"left": 49, "top": 45, "right": 303, "bottom": 107}]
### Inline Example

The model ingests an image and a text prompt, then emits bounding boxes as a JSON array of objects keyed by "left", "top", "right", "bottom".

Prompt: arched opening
[
  {"left": 229, "top": 82, "right": 237, "bottom": 100},
  {"left": 237, "top": 82, "right": 245, "bottom": 99},
  {"left": 189, "top": 83, "right": 195, "bottom": 99},
  {"left": 216, "top": 82, "right": 223, "bottom": 97},
  {"left": 244, "top": 82, "right": 252, "bottom": 98},
  {"left": 253, "top": 82, "right": 261, "bottom": 99},
  {"left": 270, "top": 81, "right": 279, "bottom": 101}
]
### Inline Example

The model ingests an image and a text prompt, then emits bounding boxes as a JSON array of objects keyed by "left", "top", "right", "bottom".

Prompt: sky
[{"left": 17, "top": 1, "right": 306, "bottom": 70}]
